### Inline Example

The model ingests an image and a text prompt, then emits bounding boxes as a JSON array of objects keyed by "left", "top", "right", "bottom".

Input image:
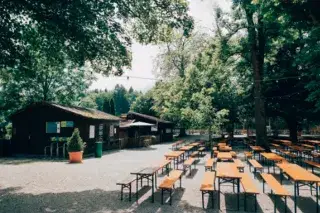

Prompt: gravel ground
[{"left": 0, "top": 137, "right": 318, "bottom": 213}]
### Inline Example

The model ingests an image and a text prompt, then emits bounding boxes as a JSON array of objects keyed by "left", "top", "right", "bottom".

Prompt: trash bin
[{"left": 95, "top": 142, "right": 103, "bottom": 158}]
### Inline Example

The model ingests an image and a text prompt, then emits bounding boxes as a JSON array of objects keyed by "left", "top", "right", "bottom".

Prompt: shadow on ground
[
  {"left": 0, "top": 187, "right": 132, "bottom": 213},
  {"left": 0, "top": 157, "right": 65, "bottom": 165}
]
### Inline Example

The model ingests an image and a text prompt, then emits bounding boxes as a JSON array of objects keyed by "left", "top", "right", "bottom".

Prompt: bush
[{"left": 67, "top": 128, "right": 85, "bottom": 152}]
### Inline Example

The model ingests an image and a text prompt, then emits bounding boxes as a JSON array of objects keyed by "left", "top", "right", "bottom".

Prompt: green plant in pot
[{"left": 67, "top": 128, "right": 85, "bottom": 163}]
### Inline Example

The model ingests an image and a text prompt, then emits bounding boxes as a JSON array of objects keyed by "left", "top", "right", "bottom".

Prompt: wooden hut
[
  {"left": 10, "top": 102, "right": 120, "bottom": 156},
  {"left": 121, "top": 112, "right": 174, "bottom": 143}
]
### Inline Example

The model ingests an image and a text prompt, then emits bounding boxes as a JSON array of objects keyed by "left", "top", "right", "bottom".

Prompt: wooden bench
[
  {"left": 233, "top": 159, "right": 245, "bottom": 172},
  {"left": 116, "top": 177, "right": 137, "bottom": 201},
  {"left": 240, "top": 173, "right": 259, "bottom": 212},
  {"left": 261, "top": 173, "right": 290, "bottom": 213},
  {"left": 230, "top": 151, "right": 237, "bottom": 158},
  {"left": 190, "top": 151, "right": 200, "bottom": 158},
  {"left": 159, "top": 170, "right": 184, "bottom": 205},
  {"left": 304, "top": 160, "right": 320, "bottom": 173},
  {"left": 183, "top": 158, "right": 196, "bottom": 175},
  {"left": 248, "top": 159, "right": 263, "bottom": 178},
  {"left": 200, "top": 172, "right": 216, "bottom": 209},
  {"left": 244, "top": 151, "right": 252, "bottom": 161},
  {"left": 205, "top": 158, "right": 215, "bottom": 171},
  {"left": 198, "top": 147, "right": 206, "bottom": 155},
  {"left": 211, "top": 150, "right": 219, "bottom": 158},
  {"left": 158, "top": 159, "right": 172, "bottom": 174}
]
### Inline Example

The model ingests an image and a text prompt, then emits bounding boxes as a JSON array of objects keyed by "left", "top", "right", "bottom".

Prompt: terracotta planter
[{"left": 68, "top": 151, "right": 83, "bottom": 163}]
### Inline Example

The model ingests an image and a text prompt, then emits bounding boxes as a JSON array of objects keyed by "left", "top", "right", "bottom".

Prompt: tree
[
  {"left": 131, "top": 92, "right": 156, "bottom": 116},
  {"left": 102, "top": 98, "right": 111, "bottom": 114},
  {"left": 113, "top": 84, "right": 130, "bottom": 115},
  {"left": 110, "top": 99, "right": 116, "bottom": 115},
  {"left": 1, "top": 0, "right": 193, "bottom": 75},
  {"left": 0, "top": 35, "right": 93, "bottom": 117},
  {"left": 153, "top": 31, "right": 208, "bottom": 78}
]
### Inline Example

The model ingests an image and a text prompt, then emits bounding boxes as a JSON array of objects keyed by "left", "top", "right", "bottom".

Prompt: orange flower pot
[{"left": 68, "top": 151, "right": 83, "bottom": 163}]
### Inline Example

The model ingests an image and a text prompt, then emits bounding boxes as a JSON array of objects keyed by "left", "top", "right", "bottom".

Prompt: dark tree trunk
[
  {"left": 227, "top": 122, "right": 234, "bottom": 139},
  {"left": 287, "top": 119, "right": 298, "bottom": 143},
  {"left": 179, "top": 128, "right": 186, "bottom": 137},
  {"left": 245, "top": 7, "right": 269, "bottom": 150}
]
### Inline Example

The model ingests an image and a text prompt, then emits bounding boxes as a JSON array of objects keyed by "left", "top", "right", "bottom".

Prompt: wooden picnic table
[
  {"left": 271, "top": 143, "right": 281, "bottom": 147},
  {"left": 217, "top": 152, "right": 233, "bottom": 161},
  {"left": 179, "top": 145, "right": 194, "bottom": 156},
  {"left": 216, "top": 162, "right": 242, "bottom": 210},
  {"left": 276, "top": 163, "right": 320, "bottom": 213},
  {"left": 219, "top": 146, "right": 232, "bottom": 152},
  {"left": 164, "top": 151, "right": 185, "bottom": 169},
  {"left": 131, "top": 167, "right": 159, "bottom": 203},
  {"left": 250, "top": 146, "right": 265, "bottom": 160},
  {"left": 261, "top": 152, "right": 285, "bottom": 173},
  {"left": 301, "top": 144, "right": 315, "bottom": 149},
  {"left": 303, "top": 140, "right": 320, "bottom": 145},
  {"left": 171, "top": 140, "right": 184, "bottom": 150},
  {"left": 217, "top": 142, "right": 227, "bottom": 147},
  {"left": 189, "top": 142, "right": 200, "bottom": 147},
  {"left": 179, "top": 145, "right": 193, "bottom": 151}
]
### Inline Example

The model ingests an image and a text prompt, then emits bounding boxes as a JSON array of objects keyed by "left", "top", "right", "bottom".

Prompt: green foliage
[
  {"left": 131, "top": 92, "right": 156, "bottom": 116},
  {"left": 110, "top": 99, "right": 116, "bottom": 115},
  {"left": 1, "top": 0, "right": 193, "bottom": 75},
  {"left": 67, "top": 128, "right": 85, "bottom": 152},
  {"left": 102, "top": 99, "right": 111, "bottom": 114}
]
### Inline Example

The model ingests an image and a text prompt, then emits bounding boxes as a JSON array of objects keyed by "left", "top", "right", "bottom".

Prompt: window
[
  {"left": 61, "top": 121, "right": 74, "bottom": 128},
  {"left": 166, "top": 128, "right": 172, "bottom": 133},
  {"left": 46, "top": 122, "right": 60, "bottom": 133},
  {"left": 89, "top": 125, "right": 95, "bottom": 138},
  {"left": 151, "top": 126, "right": 158, "bottom": 132}
]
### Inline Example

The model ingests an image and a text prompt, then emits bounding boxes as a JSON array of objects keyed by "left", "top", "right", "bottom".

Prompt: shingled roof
[
  {"left": 11, "top": 102, "right": 120, "bottom": 121},
  {"left": 127, "top": 111, "right": 172, "bottom": 124}
]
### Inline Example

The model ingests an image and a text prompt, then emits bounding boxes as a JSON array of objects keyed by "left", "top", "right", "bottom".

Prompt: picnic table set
[{"left": 116, "top": 138, "right": 320, "bottom": 213}]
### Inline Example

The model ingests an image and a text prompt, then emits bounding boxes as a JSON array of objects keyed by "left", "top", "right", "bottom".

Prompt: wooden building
[
  {"left": 10, "top": 102, "right": 120, "bottom": 156},
  {"left": 120, "top": 112, "right": 174, "bottom": 144}
]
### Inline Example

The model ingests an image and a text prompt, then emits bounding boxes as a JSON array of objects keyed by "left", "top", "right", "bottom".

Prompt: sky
[{"left": 90, "top": 0, "right": 231, "bottom": 92}]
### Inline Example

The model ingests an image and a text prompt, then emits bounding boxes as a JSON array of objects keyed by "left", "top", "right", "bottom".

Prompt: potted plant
[{"left": 67, "top": 128, "right": 85, "bottom": 163}]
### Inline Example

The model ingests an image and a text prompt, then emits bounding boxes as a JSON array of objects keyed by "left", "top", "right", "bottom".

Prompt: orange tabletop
[
  {"left": 261, "top": 152, "right": 284, "bottom": 161},
  {"left": 164, "top": 151, "right": 184, "bottom": 159},
  {"left": 289, "top": 145, "right": 310, "bottom": 152},
  {"left": 303, "top": 140, "right": 320, "bottom": 145},
  {"left": 216, "top": 162, "right": 242, "bottom": 179},
  {"left": 250, "top": 146, "right": 265, "bottom": 151},
  {"left": 189, "top": 142, "right": 200, "bottom": 147},
  {"left": 219, "top": 146, "right": 232, "bottom": 152},
  {"left": 271, "top": 143, "right": 281, "bottom": 147},
  {"left": 179, "top": 145, "right": 193, "bottom": 151},
  {"left": 217, "top": 152, "right": 233, "bottom": 160},
  {"left": 277, "top": 163, "right": 320, "bottom": 182},
  {"left": 218, "top": 143, "right": 227, "bottom": 147},
  {"left": 301, "top": 144, "right": 315, "bottom": 149},
  {"left": 212, "top": 147, "right": 217, "bottom": 151}
]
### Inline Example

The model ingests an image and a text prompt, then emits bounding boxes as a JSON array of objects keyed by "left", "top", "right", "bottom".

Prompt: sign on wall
[
  {"left": 109, "top": 125, "right": 114, "bottom": 137},
  {"left": 89, "top": 125, "right": 95, "bottom": 139}
]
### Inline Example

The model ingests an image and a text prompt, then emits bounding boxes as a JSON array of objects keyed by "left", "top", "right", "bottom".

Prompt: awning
[{"left": 128, "top": 121, "right": 155, "bottom": 127}]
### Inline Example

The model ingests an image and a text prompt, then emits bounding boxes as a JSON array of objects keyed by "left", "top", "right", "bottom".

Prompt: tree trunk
[
  {"left": 179, "top": 128, "right": 186, "bottom": 137},
  {"left": 287, "top": 119, "right": 298, "bottom": 144},
  {"left": 227, "top": 122, "right": 234, "bottom": 139},
  {"left": 245, "top": 7, "right": 269, "bottom": 149},
  {"left": 208, "top": 126, "right": 212, "bottom": 142}
]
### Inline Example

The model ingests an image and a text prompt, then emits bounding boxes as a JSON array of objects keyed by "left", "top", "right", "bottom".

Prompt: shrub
[{"left": 67, "top": 128, "right": 85, "bottom": 152}]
